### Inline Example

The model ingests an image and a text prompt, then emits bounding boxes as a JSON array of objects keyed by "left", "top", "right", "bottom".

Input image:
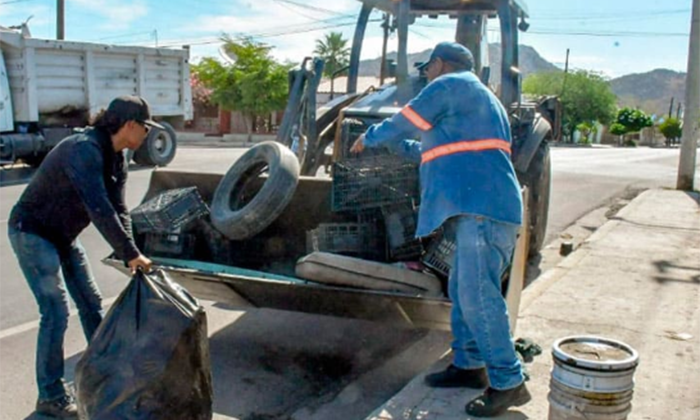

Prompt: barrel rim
[{"left": 552, "top": 335, "right": 639, "bottom": 371}]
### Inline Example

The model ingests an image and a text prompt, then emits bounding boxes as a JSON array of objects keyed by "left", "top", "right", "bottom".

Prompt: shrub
[
  {"left": 609, "top": 123, "right": 627, "bottom": 136},
  {"left": 659, "top": 118, "right": 682, "bottom": 141}
]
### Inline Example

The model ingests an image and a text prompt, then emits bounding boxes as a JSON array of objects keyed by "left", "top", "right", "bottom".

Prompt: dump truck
[
  {"left": 0, "top": 25, "right": 193, "bottom": 167},
  {"left": 105, "top": 0, "right": 553, "bottom": 331}
]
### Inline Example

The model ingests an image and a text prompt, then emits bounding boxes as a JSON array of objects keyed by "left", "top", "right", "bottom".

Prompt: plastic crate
[
  {"left": 421, "top": 232, "right": 455, "bottom": 278},
  {"left": 144, "top": 232, "right": 196, "bottom": 259},
  {"left": 306, "top": 222, "right": 385, "bottom": 261},
  {"left": 131, "top": 187, "right": 209, "bottom": 233},
  {"left": 381, "top": 203, "right": 423, "bottom": 261},
  {"left": 338, "top": 119, "right": 389, "bottom": 160},
  {"left": 331, "top": 155, "right": 420, "bottom": 212}
]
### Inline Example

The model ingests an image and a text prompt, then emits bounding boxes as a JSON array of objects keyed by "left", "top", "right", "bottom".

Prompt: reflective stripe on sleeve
[
  {"left": 401, "top": 106, "right": 433, "bottom": 131},
  {"left": 421, "top": 139, "right": 512, "bottom": 164}
]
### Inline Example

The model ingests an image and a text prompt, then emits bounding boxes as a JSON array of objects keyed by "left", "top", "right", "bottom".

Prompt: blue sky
[{"left": 0, "top": 0, "right": 693, "bottom": 78}]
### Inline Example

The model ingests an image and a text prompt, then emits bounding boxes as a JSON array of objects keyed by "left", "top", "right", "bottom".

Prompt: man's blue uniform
[
  {"left": 364, "top": 71, "right": 523, "bottom": 237},
  {"left": 362, "top": 68, "right": 526, "bottom": 391}
]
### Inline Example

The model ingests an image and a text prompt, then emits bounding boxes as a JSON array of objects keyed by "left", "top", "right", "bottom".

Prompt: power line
[
  {"left": 274, "top": 1, "right": 326, "bottom": 21},
  {"left": 97, "top": 31, "right": 154, "bottom": 41},
  {"left": 0, "top": 0, "right": 36, "bottom": 4},
  {"left": 527, "top": 29, "right": 690, "bottom": 38},
  {"left": 271, "top": 0, "right": 355, "bottom": 17},
  {"left": 414, "top": 22, "right": 689, "bottom": 38},
  {"left": 532, "top": 8, "right": 690, "bottom": 19},
  {"left": 126, "top": 19, "right": 380, "bottom": 49}
]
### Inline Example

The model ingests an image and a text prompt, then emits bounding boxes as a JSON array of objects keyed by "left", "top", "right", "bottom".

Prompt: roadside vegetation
[
  {"left": 523, "top": 70, "right": 617, "bottom": 142},
  {"left": 191, "top": 36, "right": 290, "bottom": 140}
]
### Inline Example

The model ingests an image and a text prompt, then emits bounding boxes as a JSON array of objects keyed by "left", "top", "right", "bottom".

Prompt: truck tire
[
  {"left": 210, "top": 142, "right": 300, "bottom": 240},
  {"left": 520, "top": 140, "right": 551, "bottom": 257},
  {"left": 133, "top": 121, "right": 177, "bottom": 167}
]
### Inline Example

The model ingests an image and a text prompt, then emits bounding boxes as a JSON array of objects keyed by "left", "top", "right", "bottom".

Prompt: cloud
[
  {"left": 0, "top": 3, "right": 53, "bottom": 37},
  {"left": 70, "top": 0, "right": 149, "bottom": 30},
  {"left": 180, "top": 2, "right": 459, "bottom": 64}
]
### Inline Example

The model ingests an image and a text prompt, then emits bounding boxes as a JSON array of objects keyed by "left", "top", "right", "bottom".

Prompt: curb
[{"left": 365, "top": 190, "right": 661, "bottom": 420}]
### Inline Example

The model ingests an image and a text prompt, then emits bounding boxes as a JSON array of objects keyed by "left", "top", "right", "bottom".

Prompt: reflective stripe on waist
[{"left": 421, "top": 139, "right": 511, "bottom": 164}]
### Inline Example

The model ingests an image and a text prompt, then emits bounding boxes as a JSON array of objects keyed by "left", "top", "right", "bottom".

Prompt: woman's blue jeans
[
  {"left": 443, "top": 215, "right": 524, "bottom": 390},
  {"left": 8, "top": 226, "right": 104, "bottom": 401}
]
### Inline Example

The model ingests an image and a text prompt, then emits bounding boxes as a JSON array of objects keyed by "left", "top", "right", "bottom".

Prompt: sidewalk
[
  {"left": 176, "top": 131, "right": 275, "bottom": 148},
  {"left": 367, "top": 189, "right": 700, "bottom": 420}
]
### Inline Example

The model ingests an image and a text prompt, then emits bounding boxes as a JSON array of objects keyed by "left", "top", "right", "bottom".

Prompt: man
[
  {"left": 8, "top": 96, "right": 157, "bottom": 418},
  {"left": 351, "top": 42, "right": 529, "bottom": 417}
]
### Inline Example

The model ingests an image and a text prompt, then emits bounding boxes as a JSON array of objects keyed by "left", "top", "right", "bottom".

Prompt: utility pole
[
  {"left": 561, "top": 48, "right": 570, "bottom": 142},
  {"left": 57, "top": 0, "right": 65, "bottom": 40},
  {"left": 677, "top": 0, "right": 700, "bottom": 190},
  {"left": 561, "top": 48, "right": 570, "bottom": 95},
  {"left": 379, "top": 14, "right": 389, "bottom": 85},
  {"left": 669, "top": 97, "right": 675, "bottom": 118}
]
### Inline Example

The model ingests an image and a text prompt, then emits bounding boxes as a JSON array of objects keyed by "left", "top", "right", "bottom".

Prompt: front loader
[
  {"left": 104, "top": 0, "right": 556, "bottom": 331},
  {"left": 277, "top": 0, "right": 558, "bottom": 256}
]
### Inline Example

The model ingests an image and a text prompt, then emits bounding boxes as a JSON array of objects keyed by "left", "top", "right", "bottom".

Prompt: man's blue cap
[{"left": 418, "top": 42, "right": 474, "bottom": 71}]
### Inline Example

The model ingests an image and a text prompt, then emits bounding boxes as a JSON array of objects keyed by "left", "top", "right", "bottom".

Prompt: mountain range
[{"left": 358, "top": 45, "right": 687, "bottom": 118}]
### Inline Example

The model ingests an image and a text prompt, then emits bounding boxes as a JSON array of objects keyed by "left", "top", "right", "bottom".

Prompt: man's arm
[
  {"left": 64, "top": 143, "right": 141, "bottom": 263},
  {"left": 386, "top": 139, "right": 422, "bottom": 163},
  {"left": 362, "top": 80, "right": 448, "bottom": 150}
]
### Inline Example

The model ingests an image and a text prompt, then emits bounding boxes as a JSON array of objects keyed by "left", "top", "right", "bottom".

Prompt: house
[{"left": 317, "top": 76, "right": 386, "bottom": 105}]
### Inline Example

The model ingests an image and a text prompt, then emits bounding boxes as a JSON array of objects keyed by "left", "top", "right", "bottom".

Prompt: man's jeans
[
  {"left": 8, "top": 226, "right": 104, "bottom": 401},
  {"left": 443, "top": 215, "right": 524, "bottom": 390}
]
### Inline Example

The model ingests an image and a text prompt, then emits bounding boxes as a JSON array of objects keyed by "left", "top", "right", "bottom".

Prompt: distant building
[{"left": 317, "top": 76, "right": 387, "bottom": 105}]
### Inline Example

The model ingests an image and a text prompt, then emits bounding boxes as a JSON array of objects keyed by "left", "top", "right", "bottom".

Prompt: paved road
[
  {"left": 0, "top": 144, "right": 696, "bottom": 419},
  {"left": 547, "top": 146, "right": 694, "bottom": 244}
]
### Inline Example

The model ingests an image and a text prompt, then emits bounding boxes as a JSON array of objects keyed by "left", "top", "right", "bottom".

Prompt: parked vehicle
[
  {"left": 105, "top": 0, "right": 550, "bottom": 330},
  {"left": 0, "top": 26, "right": 193, "bottom": 167}
]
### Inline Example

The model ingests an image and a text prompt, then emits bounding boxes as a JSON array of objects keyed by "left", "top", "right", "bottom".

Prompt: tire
[
  {"left": 133, "top": 121, "right": 177, "bottom": 167},
  {"left": 211, "top": 142, "right": 300, "bottom": 240},
  {"left": 519, "top": 140, "right": 551, "bottom": 257}
]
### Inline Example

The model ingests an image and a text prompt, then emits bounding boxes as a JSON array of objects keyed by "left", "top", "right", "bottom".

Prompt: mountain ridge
[{"left": 357, "top": 45, "right": 687, "bottom": 117}]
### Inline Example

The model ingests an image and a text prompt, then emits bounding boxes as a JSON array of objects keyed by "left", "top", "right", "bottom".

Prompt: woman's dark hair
[{"left": 90, "top": 109, "right": 127, "bottom": 135}]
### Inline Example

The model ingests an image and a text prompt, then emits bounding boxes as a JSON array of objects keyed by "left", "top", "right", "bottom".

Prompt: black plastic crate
[
  {"left": 331, "top": 155, "right": 420, "bottom": 212},
  {"left": 421, "top": 232, "right": 455, "bottom": 278},
  {"left": 306, "top": 222, "right": 385, "bottom": 261},
  {"left": 144, "top": 232, "right": 196, "bottom": 259},
  {"left": 131, "top": 187, "right": 209, "bottom": 233},
  {"left": 337, "top": 119, "right": 390, "bottom": 160},
  {"left": 381, "top": 203, "right": 423, "bottom": 261}
]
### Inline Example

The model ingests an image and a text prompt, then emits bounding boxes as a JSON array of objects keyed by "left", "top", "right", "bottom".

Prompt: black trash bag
[{"left": 75, "top": 269, "right": 213, "bottom": 420}]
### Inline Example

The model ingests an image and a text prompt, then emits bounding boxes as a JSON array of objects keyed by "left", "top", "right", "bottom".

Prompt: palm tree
[{"left": 314, "top": 32, "right": 350, "bottom": 78}]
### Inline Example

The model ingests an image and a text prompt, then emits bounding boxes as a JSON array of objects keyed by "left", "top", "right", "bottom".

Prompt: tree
[
  {"left": 523, "top": 70, "right": 617, "bottom": 141},
  {"left": 659, "top": 117, "right": 683, "bottom": 146},
  {"left": 576, "top": 121, "right": 597, "bottom": 144},
  {"left": 190, "top": 73, "right": 212, "bottom": 107},
  {"left": 191, "top": 36, "right": 290, "bottom": 139},
  {"left": 614, "top": 107, "right": 653, "bottom": 134},
  {"left": 607, "top": 107, "right": 653, "bottom": 147},
  {"left": 314, "top": 32, "right": 350, "bottom": 78}
]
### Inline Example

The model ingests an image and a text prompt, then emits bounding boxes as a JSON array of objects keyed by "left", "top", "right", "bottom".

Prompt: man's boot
[
  {"left": 35, "top": 395, "right": 78, "bottom": 419},
  {"left": 465, "top": 382, "right": 531, "bottom": 417},
  {"left": 424, "top": 364, "right": 489, "bottom": 388}
]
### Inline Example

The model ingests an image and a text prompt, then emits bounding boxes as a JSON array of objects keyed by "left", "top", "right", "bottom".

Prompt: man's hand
[
  {"left": 128, "top": 254, "right": 153, "bottom": 274},
  {"left": 350, "top": 134, "right": 366, "bottom": 154}
]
